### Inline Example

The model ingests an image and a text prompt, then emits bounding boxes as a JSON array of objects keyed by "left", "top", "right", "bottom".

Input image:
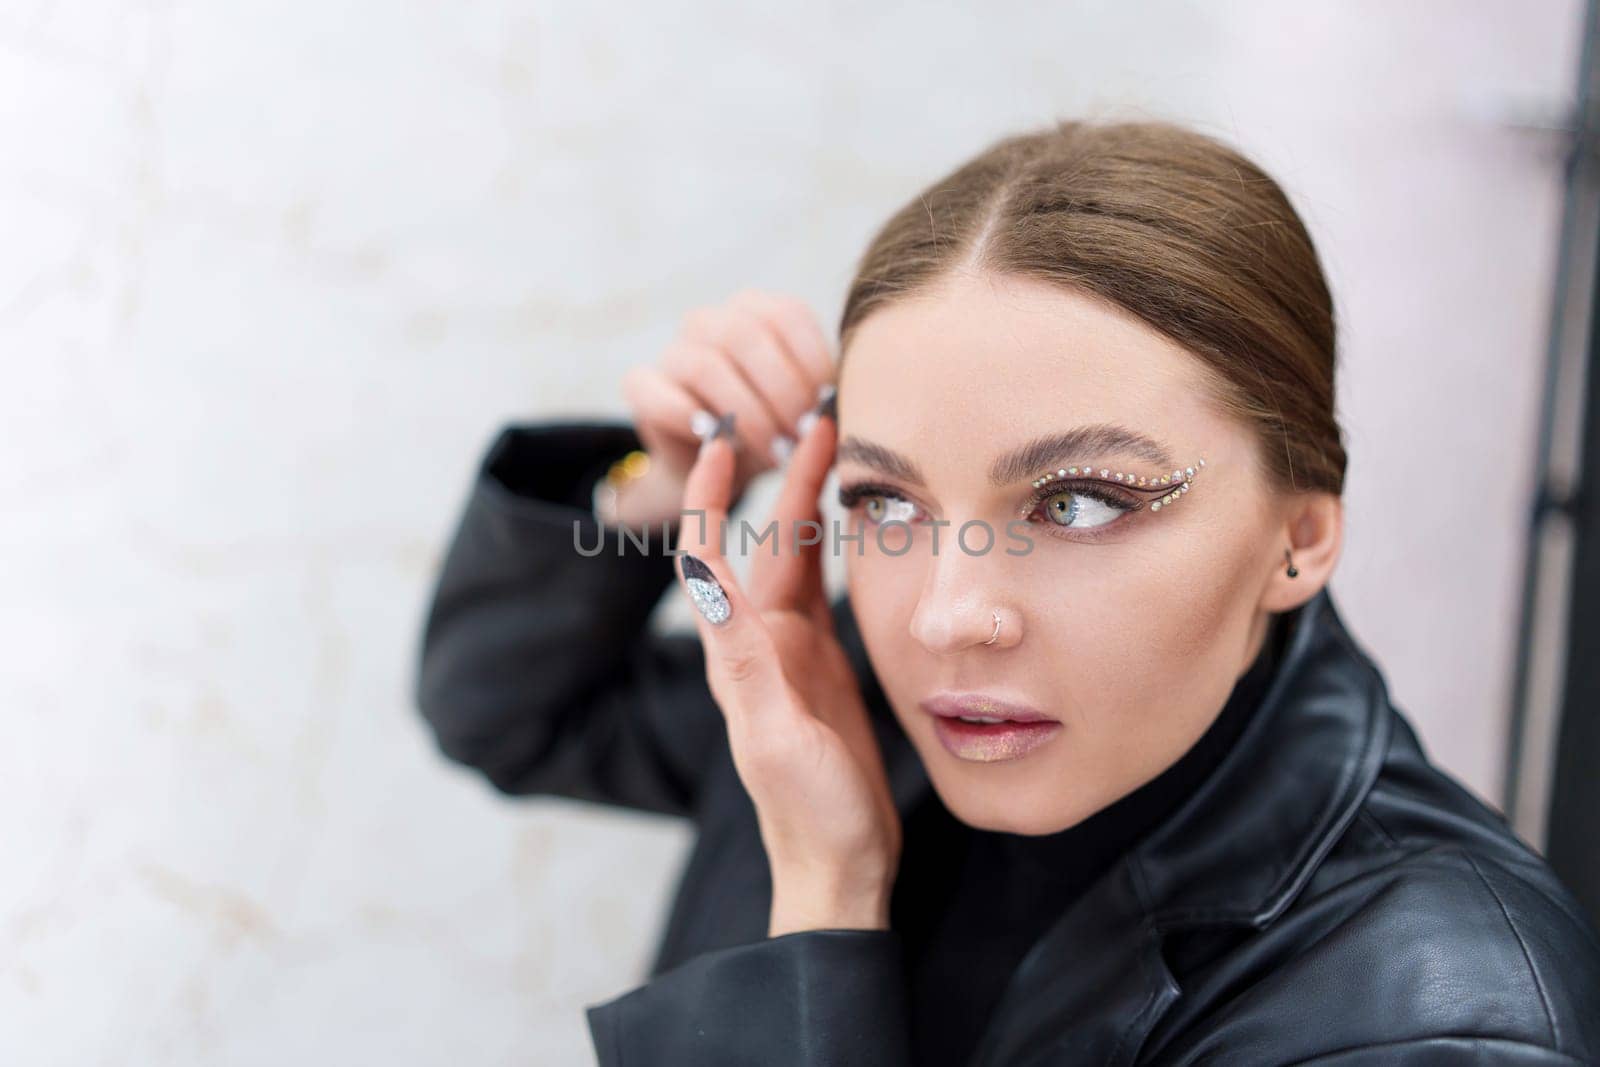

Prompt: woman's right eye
[
  {"left": 862, "top": 493, "right": 917, "bottom": 525},
  {"left": 837, "top": 484, "right": 920, "bottom": 525}
]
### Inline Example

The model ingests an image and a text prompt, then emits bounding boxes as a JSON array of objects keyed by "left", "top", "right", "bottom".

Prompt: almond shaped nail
[{"left": 679, "top": 553, "right": 731, "bottom": 625}]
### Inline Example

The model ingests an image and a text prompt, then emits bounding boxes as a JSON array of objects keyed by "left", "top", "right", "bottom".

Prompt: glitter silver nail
[{"left": 679, "top": 553, "right": 731, "bottom": 625}]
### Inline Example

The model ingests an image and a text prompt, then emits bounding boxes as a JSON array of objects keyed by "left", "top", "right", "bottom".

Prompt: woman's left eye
[{"left": 1035, "top": 487, "right": 1134, "bottom": 530}]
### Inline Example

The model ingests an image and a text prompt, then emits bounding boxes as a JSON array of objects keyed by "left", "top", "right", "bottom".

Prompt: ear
[{"left": 1261, "top": 490, "right": 1343, "bottom": 613}]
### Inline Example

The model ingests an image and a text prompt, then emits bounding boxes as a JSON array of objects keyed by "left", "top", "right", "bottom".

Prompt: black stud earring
[{"left": 1284, "top": 548, "right": 1299, "bottom": 579}]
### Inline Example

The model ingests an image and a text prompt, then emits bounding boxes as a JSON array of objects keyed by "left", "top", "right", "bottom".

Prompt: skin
[
  {"left": 654, "top": 272, "right": 1343, "bottom": 932},
  {"left": 612, "top": 288, "right": 834, "bottom": 526},
  {"left": 834, "top": 267, "right": 1343, "bottom": 836}
]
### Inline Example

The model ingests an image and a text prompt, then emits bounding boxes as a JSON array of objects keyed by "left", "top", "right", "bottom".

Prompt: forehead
[{"left": 838, "top": 271, "right": 1218, "bottom": 473}]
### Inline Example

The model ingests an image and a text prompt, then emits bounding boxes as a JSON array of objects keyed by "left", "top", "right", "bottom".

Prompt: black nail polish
[{"left": 680, "top": 553, "right": 731, "bottom": 624}]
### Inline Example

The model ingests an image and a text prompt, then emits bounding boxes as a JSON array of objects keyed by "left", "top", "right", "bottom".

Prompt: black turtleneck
[{"left": 892, "top": 612, "right": 1293, "bottom": 1067}]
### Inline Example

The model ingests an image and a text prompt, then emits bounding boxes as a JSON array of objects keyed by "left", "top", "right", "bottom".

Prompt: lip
[
  {"left": 919, "top": 693, "right": 1060, "bottom": 723},
  {"left": 919, "top": 692, "right": 1063, "bottom": 764}
]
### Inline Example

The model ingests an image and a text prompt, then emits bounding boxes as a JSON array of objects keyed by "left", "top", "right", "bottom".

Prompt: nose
[{"left": 908, "top": 551, "right": 1013, "bottom": 656}]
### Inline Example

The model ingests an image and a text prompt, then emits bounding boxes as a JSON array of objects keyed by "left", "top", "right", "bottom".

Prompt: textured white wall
[{"left": 1, "top": 2, "right": 1581, "bottom": 1063}]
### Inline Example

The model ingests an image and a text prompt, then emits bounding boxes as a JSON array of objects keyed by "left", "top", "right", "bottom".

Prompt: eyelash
[{"left": 834, "top": 478, "right": 1145, "bottom": 544}]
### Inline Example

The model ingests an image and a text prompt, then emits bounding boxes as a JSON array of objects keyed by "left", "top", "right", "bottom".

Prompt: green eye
[
  {"left": 1034, "top": 486, "right": 1131, "bottom": 531},
  {"left": 838, "top": 487, "right": 917, "bottom": 525},
  {"left": 1042, "top": 492, "right": 1081, "bottom": 527}
]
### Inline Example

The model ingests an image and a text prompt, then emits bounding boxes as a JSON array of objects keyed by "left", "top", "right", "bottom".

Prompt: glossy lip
[
  {"left": 919, "top": 693, "right": 1064, "bottom": 763},
  {"left": 919, "top": 692, "right": 1060, "bottom": 723}
]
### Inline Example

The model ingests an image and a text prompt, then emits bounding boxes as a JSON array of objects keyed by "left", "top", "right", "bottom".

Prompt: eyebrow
[{"left": 835, "top": 423, "right": 1179, "bottom": 489}]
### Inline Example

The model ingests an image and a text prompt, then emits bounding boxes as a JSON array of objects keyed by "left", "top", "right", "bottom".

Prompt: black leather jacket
[{"left": 415, "top": 421, "right": 1600, "bottom": 1066}]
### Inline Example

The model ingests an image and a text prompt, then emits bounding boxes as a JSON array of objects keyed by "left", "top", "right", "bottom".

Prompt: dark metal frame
[{"left": 1506, "top": 0, "right": 1600, "bottom": 923}]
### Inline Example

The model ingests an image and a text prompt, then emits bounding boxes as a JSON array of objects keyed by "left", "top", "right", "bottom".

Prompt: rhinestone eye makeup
[{"left": 1031, "top": 457, "right": 1207, "bottom": 512}]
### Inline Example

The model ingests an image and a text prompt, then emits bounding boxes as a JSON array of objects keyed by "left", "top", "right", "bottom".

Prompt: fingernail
[
  {"left": 797, "top": 383, "right": 836, "bottom": 438},
  {"left": 679, "top": 553, "right": 731, "bottom": 625},
  {"left": 814, "top": 383, "right": 836, "bottom": 422},
  {"left": 699, "top": 411, "right": 738, "bottom": 457},
  {"left": 690, "top": 409, "right": 718, "bottom": 440},
  {"left": 770, "top": 433, "right": 795, "bottom": 466}
]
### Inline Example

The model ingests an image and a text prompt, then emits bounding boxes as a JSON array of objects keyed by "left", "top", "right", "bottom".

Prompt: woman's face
[{"left": 836, "top": 269, "right": 1286, "bottom": 835}]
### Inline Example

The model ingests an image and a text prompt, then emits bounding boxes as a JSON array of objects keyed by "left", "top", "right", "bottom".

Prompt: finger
[
  {"left": 735, "top": 289, "right": 836, "bottom": 389},
  {"left": 661, "top": 337, "right": 786, "bottom": 465},
  {"left": 621, "top": 363, "right": 713, "bottom": 451},
  {"left": 675, "top": 418, "right": 736, "bottom": 559},
  {"left": 749, "top": 388, "right": 837, "bottom": 616},
  {"left": 674, "top": 433, "right": 794, "bottom": 731},
  {"left": 681, "top": 305, "right": 810, "bottom": 462},
  {"left": 700, "top": 300, "right": 814, "bottom": 422},
  {"left": 722, "top": 292, "right": 826, "bottom": 427}
]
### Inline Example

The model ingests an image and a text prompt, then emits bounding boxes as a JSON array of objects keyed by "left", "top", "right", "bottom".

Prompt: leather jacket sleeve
[
  {"left": 585, "top": 928, "right": 914, "bottom": 1066},
  {"left": 413, "top": 420, "right": 727, "bottom": 819},
  {"left": 1282, "top": 1038, "right": 1591, "bottom": 1064}
]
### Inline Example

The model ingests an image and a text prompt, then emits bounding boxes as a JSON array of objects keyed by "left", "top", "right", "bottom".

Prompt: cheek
[
  {"left": 843, "top": 549, "right": 924, "bottom": 641},
  {"left": 842, "top": 551, "right": 933, "bottom": 726},
  {"left": 1032, "top": 502, "right": 1265, "bottom": 669},
  {"left": 1055, "top": 551, "right": 1265, "bottom": 786}
]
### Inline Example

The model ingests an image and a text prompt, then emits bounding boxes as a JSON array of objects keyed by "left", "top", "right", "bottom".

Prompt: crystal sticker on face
[{"left": 1032, "top": 457, "right": 1206, "bottom": 512}]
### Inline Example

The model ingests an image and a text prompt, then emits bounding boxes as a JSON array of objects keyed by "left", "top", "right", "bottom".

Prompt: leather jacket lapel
[
  {"left": 969, "top": 859, "right": 1180, "bottom": 1067},
  {"left": 1132, "top": 586, "right": 1391, "bottom": 929}
]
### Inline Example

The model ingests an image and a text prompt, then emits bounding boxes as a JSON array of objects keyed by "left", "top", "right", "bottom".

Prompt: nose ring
[{"left": 984, "top": 609, "right": 1002, "bottom": 646}]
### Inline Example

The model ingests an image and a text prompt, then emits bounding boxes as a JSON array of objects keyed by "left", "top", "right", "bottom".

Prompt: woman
[{"left": 414, "top": 119, "right": 1600, "bottom": 1065}]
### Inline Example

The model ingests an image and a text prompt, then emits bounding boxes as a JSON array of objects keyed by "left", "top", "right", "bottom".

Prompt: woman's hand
[
  {"left": 673, "top": 395, "right": 902, "bottom": 938},
  {"left": 614, "top": 289, "right": 836, "bottom": 527}
]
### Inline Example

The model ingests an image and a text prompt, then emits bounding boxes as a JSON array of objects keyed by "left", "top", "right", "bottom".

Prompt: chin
[
  {"left": 947, "top": 797, "right": 1082, "bottom": 836},
  {"left": 929, "top": 763, "right": 1094, "bottom": 836}
]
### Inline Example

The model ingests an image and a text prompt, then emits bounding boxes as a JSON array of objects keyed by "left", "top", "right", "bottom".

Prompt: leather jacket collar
[{"left": 841, "top": 585, "right": 1391, "bottom": 1066}]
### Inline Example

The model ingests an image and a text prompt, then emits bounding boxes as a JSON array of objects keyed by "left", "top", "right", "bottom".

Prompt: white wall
[{"left": 1, "top": 2, "right": 1581, "bottom": 1063}]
